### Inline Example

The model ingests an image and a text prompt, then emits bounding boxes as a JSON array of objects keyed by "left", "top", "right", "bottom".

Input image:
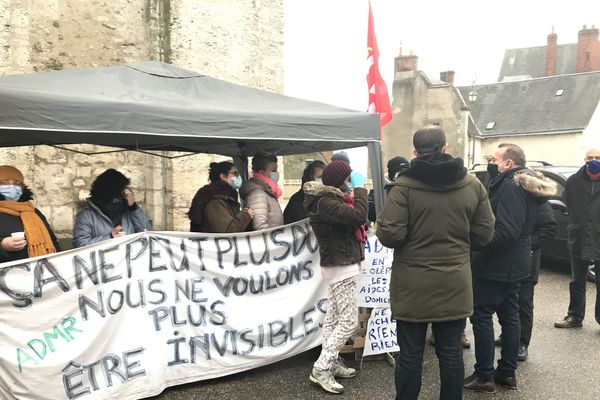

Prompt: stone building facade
[
  {"left": 0, "top": 0, "right": 284, "bottom": 241},
  {"left": 381, "top": 51, "right": 470, "bottom": 166}
]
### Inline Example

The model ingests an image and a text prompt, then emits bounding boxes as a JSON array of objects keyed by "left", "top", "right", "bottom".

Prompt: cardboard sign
[{"left": 363, "top": 307, "right": 399, "bottom": 357}]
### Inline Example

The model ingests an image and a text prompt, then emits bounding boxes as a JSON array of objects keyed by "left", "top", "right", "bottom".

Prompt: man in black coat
[
  {"left": 555, "top": 147, "right": 600, "bottom": 328},
  {"left": 465, "top": 144, "right": 556, "bottom": 393}
]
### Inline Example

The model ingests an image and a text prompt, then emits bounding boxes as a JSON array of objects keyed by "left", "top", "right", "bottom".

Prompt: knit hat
[
  {"left": 331, "top": 151, "right": 350, "bottom": 163},
  {"left": 387, "top": 156, "right": 410, "bottom": 179},
  {"left": 0, "top": 165, "right": 24, "bottom": 183},
  {"left": 322, "top": 160, "right": 352, "bottom": 187}
]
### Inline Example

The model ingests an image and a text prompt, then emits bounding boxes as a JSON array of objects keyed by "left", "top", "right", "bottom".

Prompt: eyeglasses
[
  {"left": 0, "top": 180, "right": 23, "bottom": 187},
  {"left": 228, "top": 171, "right": 239, "bottom": 177},
  {"left": 586, "top": 155, "right": 600, "bottom": 161}
]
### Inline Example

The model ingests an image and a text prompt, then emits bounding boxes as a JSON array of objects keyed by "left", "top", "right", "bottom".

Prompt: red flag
[{"left": 367, "top": 1, "right": 392, "bottom": 132}]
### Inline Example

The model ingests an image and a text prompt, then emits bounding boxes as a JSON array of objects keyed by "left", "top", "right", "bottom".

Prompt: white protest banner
[
  {"left": 357, "top": 234, "right": 393, "bottom": 307},
  {"left": 0, "top": 221, "right": 328, "bottom": 400},
  {"left": 362, "top": 307, "right": 399, "bottom": 357}
]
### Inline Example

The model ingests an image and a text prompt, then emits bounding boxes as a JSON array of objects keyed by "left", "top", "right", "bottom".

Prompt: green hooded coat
[{"left": 376, "top": 153, "right": 495, "bottom": 322}]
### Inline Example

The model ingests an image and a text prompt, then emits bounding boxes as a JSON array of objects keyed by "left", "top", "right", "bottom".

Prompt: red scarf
[
  {"left": 253, "top": 172, "right": 283, "bottom": 199},
  {"left": 586, "top": 168, "right": 600, "bottom": 181},
  {"left": 342, "top": 194, "right": 367, "bottom": 244}
]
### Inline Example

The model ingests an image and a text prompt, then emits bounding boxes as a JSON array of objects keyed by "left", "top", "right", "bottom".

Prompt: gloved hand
[{"left": 350, "top": 171, "right": 366, "bottom": 188}]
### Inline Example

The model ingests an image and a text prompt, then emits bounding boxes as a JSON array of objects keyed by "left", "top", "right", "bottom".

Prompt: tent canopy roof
[{"left": 0, "top": 61, "right": 379, "bottom": 156}]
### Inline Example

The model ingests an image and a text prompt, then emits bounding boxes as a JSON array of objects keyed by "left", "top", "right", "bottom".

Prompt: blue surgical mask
[
  {"left": 586, "top": 160, "right": 600, "bottom": 174},
  {"left": 270, "top": 171, "right": 280, "bottom": 182},
  {"left": 0, "top": 184, "right": 23, "bottom": 201},
  {"left": 230, "top": 175, "right": 242, "bottom": 190}
]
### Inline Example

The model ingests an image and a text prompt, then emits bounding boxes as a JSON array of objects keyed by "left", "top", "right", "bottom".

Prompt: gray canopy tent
[{"left": 0, "top": 61, "right": 385, "bottom": 212}]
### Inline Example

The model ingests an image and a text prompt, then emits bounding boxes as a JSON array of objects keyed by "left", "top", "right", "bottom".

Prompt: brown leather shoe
[
  {"left": 494, "top": 373, "right": 517, "bottom": 389},
  {"left": 464, "top": 373, "right": 496, "bottom": 393},
  {"left": 554, "top": 316, "right": 583, "bottom": 328},
  {"left": 461, "top": 334, "right": 471, "bottom": 349}
]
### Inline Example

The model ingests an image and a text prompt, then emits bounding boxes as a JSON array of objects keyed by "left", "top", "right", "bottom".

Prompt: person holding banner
[
  {"left": 240, "top": 150, "right": 284, "bottom": 230},
  {"left": 303, "top": 159, "right": 367, "bottom": 394},
  {"left": 0, "top": 165, "right": 60, "bottom": 262},
  {"left": 376, "top": 126, "right": 495, "bottom": 400},
  {"left": 187, "top": 161, "right": 254, "bottom": 233},
  {"left": 73, "top": 168, "right": 151, "bottom": 248}
]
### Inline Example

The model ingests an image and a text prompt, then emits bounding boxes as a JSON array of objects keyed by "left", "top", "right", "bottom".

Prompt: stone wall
[{"left": 0, "top": 0, "right": 284, "bottom": 239}]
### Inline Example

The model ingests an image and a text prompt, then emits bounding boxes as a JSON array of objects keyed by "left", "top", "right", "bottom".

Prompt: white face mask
[
  {"left": 270, "top": 171, "right": 280, "bottom": 183},
  {"left": 230, "top": 175, "right": 242, "bottom": 190},
  {"left": 0, "top": 184, "right": 23, "bottom": 201},
  {"left": 314, "top": 178, "right": 323, "bottom": 184}
]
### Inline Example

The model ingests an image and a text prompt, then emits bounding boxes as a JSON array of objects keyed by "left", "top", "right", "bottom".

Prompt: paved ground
[{"left": 149, "top": 261, "right": 600, "bottom": 400}]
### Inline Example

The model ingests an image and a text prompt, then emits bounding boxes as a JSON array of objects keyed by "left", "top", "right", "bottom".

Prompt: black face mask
[
  {"left": 99, "top": 197, "right": 127, "bottom": 226},
  {"left": 487, "top": 163, "right": 500, "bottom": 178}
]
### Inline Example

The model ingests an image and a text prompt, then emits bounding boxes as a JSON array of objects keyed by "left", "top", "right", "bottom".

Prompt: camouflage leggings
[{"left": 314, "top": 276, "right": 358, "bottom": 370}]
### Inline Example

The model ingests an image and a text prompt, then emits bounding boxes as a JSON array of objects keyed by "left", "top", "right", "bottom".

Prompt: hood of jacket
[
  {"left": 397, "top": 152, "right": 467, "bottom": 188},
  {"left": 303, "top": 181, "right": 345, "bottom": 209},
  {"left": 389, "top": 153, "right": 473, "bottom": 192},
  {"left": 513, "top": 170, "right": 557, "bottom": 199},
  {"left": 239, "top": 177, "right": 276, "bottom": 198}
]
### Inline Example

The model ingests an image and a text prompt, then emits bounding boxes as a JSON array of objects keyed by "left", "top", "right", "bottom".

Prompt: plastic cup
[{"left": 11, "top": 232, "right": 25, "bottom": 239}]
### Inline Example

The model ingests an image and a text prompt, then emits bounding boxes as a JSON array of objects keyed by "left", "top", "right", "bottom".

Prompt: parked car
[{"left": 470, "top": 163, "right": 596, "bottom": 282}]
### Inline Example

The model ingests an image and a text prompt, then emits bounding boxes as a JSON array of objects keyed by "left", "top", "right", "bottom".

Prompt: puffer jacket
[
  {"left": 239, "top": 178, "right": 283, "bottom": 230},
  {"left": 564, "top": 166, "right": 600, "bottom": 261},
  {"left": 73, "top": 199, "right": 152, "bottom": 248},
  {"left": 303, "top": 183, "right": 367, "bottom": 267},
  {"left": 472, "top": 168, "right": 557, "bottom": 282},
  {"left": 376, "top": 153, "right": 495, "bottom": 322}
]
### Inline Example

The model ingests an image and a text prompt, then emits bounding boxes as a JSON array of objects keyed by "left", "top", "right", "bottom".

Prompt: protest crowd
[{"left": 1, "top": 124, "right": 599, "bottom": 400}]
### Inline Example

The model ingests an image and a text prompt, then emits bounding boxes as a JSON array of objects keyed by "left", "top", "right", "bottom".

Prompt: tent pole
[{"left": 367, "top": 142, "right": 385, "bottom": 216}]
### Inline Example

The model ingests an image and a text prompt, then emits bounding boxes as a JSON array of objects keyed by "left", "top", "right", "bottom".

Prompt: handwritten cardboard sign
[
  {"left": 363, "top": 307, "right": 399, "bottom": 357},
  {"left": 357, "top": 236, "right": 393, "bottom": 307}
]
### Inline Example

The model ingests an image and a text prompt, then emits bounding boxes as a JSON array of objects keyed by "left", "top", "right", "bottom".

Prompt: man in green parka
[{"left": 376, "top": 125, "right": 495, "bottom": 400}]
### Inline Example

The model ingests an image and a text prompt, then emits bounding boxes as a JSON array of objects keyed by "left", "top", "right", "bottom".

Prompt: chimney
[
  {"left": 545, "top": 27, "right": 557, "bottom": 76},
  {"left": 395, "top": 48, "right": 418, "bottom": 72},
  {"left": 439, "top": 70, "right": 455, "bottom": 85},
  {"left": 576, "top": 24, "right": 600, "bottom": 73}
]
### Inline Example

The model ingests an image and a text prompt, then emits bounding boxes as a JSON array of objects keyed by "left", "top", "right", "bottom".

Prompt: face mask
[
  {"left": 487, "top": 163, "right": 499, "bottom": 178},
  {"left": 314, "top": 178, "right": 323, "bottom": 184},
  {"left": 270, "top": 172, "right": 280, "bottom": 182},
  {"left": 230, "top": 175, "right": 242, "bottom": 190},
  {"left": 586, "top": 160, "right": 600, "bottom": 174},
  {"left": 0, "top": 184, "right": 23, "bottom": 201}
]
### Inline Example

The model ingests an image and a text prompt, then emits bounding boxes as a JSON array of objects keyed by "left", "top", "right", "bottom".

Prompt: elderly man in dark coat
[
  {"left": 555, "top": 147, "right": 600, "bottom": 328},
  {"left": 377, "top": 125, "right": 494, "bottom": 400}
]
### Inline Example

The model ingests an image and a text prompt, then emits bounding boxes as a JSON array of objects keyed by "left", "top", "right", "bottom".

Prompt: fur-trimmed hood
[
  {"left": 514, "top": 170, "right": 557, "bottom": 198},
  {"left": 302, "top": 181, "right": 345, "bottom": 198},
  {"left": 302, "top": 181, "right": 346, "bottom": 212}
]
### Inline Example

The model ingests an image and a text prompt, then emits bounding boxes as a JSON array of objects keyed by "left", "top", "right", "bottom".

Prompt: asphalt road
[{"left": 149, "top": 261, "right": 600, "bottom": 400}]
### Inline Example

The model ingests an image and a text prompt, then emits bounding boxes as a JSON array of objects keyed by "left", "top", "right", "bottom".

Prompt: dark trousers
[
  {"left": 518, "top": 280, "right": 535, "bottom": 346},
  {"left": 471, "top": 278, "right": 521, "bottom": 380},
  {"left": 567, "top": 259, "right": 600, "bottom": 323},
  {"left": 395, "top": 319, "right": 464, "bottom": 400}
]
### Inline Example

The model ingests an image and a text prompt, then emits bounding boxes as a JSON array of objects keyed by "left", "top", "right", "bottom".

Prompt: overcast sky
[
  {"left": 283, "top": 0, "right": 600, "bottom": 170},
  {"left": 285, "top": 0, "right": 600, "bottom": 109}
]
